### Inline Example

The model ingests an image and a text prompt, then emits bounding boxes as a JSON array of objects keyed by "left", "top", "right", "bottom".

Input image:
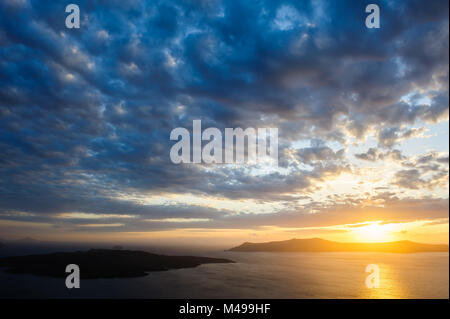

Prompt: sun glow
[{"left": 351, "top": 222, "right": 395, "bottom": 243}]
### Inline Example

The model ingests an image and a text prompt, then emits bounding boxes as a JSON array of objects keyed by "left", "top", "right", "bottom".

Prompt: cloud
[
  {"left": 355, "top": 148, "right": 406, "bottom": 162},
  {"left": 0, "top": 0, "right": 448, "bottom": 235},
  {"left": 377, "top": 127, "right": 429, "bottom": 148},
  {"left": 296, "top": 145, "right": 345, "bottom": 164},
  {"left": 390, "top": 150, "right": 449, "bottom": 190}
]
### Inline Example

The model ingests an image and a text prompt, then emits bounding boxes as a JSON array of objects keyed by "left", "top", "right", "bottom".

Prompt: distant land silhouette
[
  {"left": 0, "top": 249, "right": 234, "bottom": 279},
  {"left": 229, "top": 238, "right": 449, "bottom": 253}
]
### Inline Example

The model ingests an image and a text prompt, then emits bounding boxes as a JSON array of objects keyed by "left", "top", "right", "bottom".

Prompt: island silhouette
[
  {"left": 228, "top": 238, "right": 449, "bottom": 253},
  {"left": 0, "top": 248, "right": 234, "bottom": 279}
]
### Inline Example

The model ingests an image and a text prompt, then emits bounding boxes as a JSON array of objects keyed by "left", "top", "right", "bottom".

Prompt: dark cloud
[
  {"left": 394, "top": 168, "right": 448, "bottom": 190},
  {"left": 296, "top": 145, "right": 345, "bottom": 164},
  {"left": 377, "top": 126, "right": 426, "bottom": 148},
  {"left": 355, "top": 148, "right": 406, "bottom": 161},
  {"left": 392, "top": 151, "right": 449, "bottom": 189}
]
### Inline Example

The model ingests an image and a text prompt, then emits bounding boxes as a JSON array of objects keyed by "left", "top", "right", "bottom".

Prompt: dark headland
[
  {"left": 0, "top": 249, "right": 234, "bottom": 279},
  {"left": 228, "top": 238, "right": 449, "bottom": 253}
]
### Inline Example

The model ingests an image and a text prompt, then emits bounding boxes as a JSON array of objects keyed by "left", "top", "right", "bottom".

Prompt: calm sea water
[{"left": 0, "top": 249, "right": 448, "bottom": 299}]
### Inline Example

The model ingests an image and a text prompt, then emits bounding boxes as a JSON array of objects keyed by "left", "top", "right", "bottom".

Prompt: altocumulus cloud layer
[{"left": 0, "top": 0, "right": 448, "bottom": 236}]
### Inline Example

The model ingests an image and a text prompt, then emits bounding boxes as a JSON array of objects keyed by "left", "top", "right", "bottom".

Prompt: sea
[{"left": 0, "top": 243, "right": 448, "bottom": 299}]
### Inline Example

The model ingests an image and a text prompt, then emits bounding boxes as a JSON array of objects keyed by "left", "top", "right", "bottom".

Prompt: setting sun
[{"left": 351, "top": 222, "right": 394, "bottom": 243}]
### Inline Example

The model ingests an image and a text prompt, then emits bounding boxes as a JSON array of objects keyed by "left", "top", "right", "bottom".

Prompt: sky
[{"left": 0, "top": 0, "right": 448, "bottom": 247}]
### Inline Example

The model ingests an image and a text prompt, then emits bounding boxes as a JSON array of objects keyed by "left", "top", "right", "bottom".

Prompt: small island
[
  {"left": 229, "top": 238, "right": 449, "bottom": 253},
  {"left": 0, "top": 249, "right": 234, "bottom": 279}
]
